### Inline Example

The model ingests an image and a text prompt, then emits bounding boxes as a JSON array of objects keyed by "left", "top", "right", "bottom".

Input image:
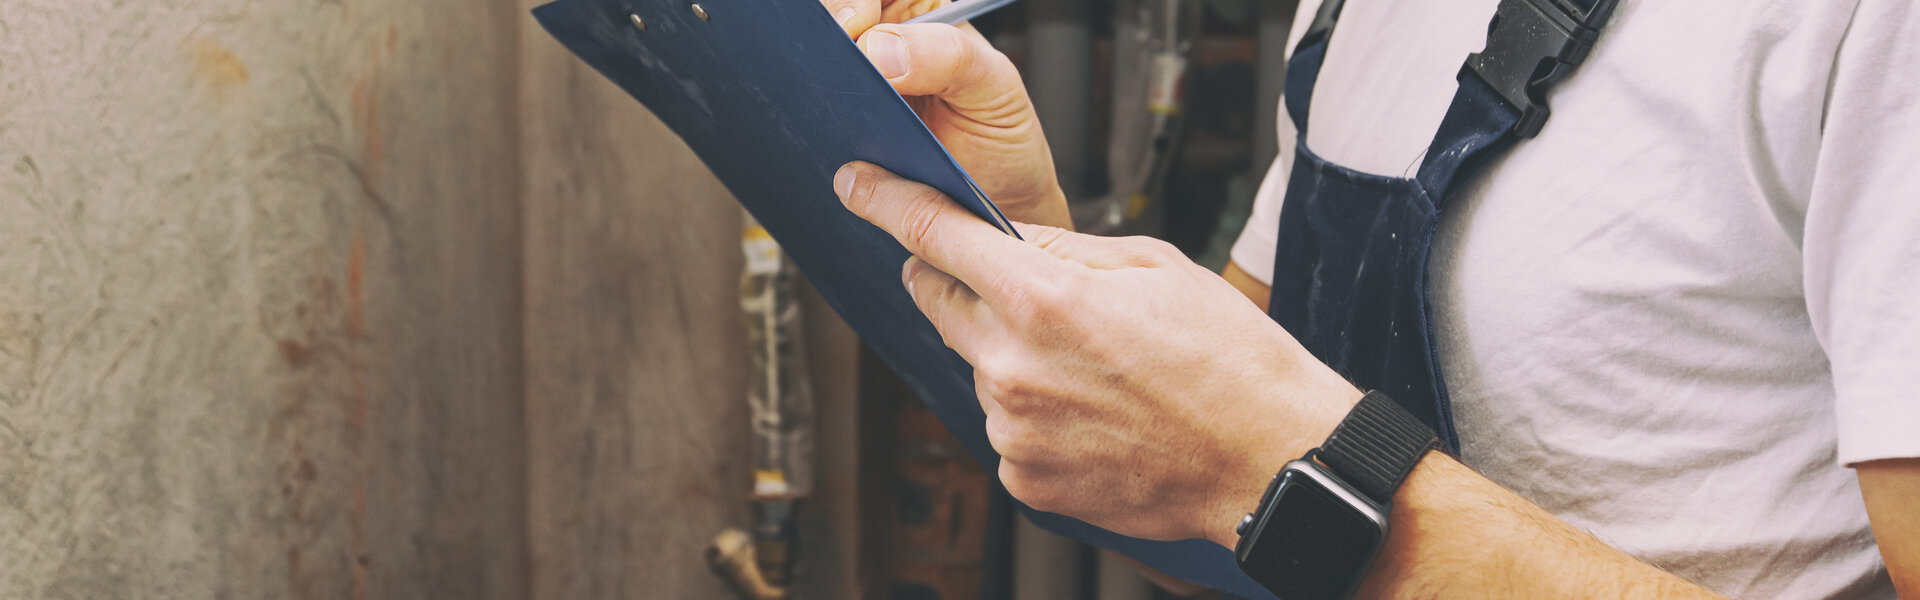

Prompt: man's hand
[
  {"left": 834, "top": 161, "right": 1362, "bottom": 542},
  {"left": 819, "top": 0, "right": 1071, "bottom": 229},
  {"left": 837, "top": 162, "right": 1738, "bottom": 599}
]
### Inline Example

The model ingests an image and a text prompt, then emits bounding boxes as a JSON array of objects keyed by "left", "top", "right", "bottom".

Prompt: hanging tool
[{"left": 709, "top": 214, "right": 817, "bottom": 600}]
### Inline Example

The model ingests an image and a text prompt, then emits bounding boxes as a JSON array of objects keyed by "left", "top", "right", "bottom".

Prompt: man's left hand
[{"left": 834, "top": 161, "right": 1363, "bottom": 545}]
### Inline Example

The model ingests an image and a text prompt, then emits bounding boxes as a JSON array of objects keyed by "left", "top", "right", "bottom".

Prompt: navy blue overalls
[
  {"left": 1020, "top": 3, "right": 1628, "bottom": 596},
  {"left": 1267, "top": 0, "right": 1619, "bottom": 453}
]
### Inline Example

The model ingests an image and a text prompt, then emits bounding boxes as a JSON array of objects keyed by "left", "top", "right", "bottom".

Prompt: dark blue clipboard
[{"left": 532, "top": 2, "right": 1271, "bottom": 597}]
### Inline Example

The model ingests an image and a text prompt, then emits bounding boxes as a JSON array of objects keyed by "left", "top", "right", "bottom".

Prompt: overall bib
[{"left": 1268, "top": 0, "right": 1619, "bottom": 453}]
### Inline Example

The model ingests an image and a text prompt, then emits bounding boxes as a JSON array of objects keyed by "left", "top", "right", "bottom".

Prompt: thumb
[
  {"left": 857, "top": 24, "right": 1030, "bottom": 122},
  {"left": 820, "top": 0, "right": 882, "bottom": 36}
]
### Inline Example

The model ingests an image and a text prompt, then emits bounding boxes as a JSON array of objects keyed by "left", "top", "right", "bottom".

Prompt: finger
[
  {"left": 997, "top": 460, "right": 1063, "bottom": 512},
  {"left": 856, "top": 24, "right": 1026, "bottom": 118},
  {"left": 903, "top": 256, "right": 991, "bottom": 347},
  {"left": 1018, "top": 222, "right": 1178, "bottom": 270},
  {"left": 974, "top": 369, "right": 1015, "bottom": 459},
  {"left": 981, "top": 403, "right": 1030, "bottom": 462},
  {"left": 835, "top": 162, "right": 1061, "bottom": 300},
  {"left": 878, "top": 0, "right": 951, "bottom": 24},
  {"left": 821, "top": 0, "right": 880, "bottom": 36},
  {"left": 975, "top": 374, "right": 1006, "bottom": 421}
]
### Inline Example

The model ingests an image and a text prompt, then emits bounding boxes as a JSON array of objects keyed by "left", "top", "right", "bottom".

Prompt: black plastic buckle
[
  {"left": 1461, "top": 0, "right": 1619, "bottom": 138},
  {"left": 1297, "top": 0, "right": 1347, "bottom": 51}
]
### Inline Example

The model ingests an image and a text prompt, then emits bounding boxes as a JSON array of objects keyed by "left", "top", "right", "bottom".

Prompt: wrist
[{"left": 1200, "top": 382, "right": 1364, "bottom": 548}]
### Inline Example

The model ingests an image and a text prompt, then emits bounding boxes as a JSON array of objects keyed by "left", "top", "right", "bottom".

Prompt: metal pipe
[
  {"left": 1078, "top": 0, "right": 1200, "bottom": 235},
  {"left": 1013, "top": 518, "right": 1085, "bottom": 600},
  {"left": 710, "top": 215, "right": 816, "bottom": 599},
  {"left": 1097, "top": 549, "right": 1153, "bottom": 600},
  {"left": 1029, "top": 0, "right": 1096, "bottom": 201}
]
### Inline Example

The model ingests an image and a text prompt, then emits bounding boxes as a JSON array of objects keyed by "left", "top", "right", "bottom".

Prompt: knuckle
[
  {"left": 998, "top": 464, "right": 1057, "bottom": 512},
  {"left": 949, "top": 29, "right": 983, "bottom": 76},
  {"left": 974, "top": 353, "right": 1032, "bottom": 406},
  {"left": 920, "top": 296, "right": 951, "bottom": 338},
  {"left": 924, "top": 26, "right": 1028, "bottom": 118},
  {"left": 998, "top": 462, "right": 1029, "bottom": 498},
  {"left": 933, "top": 274, "right": 971, "bottom": 310},
  {"left": 1016, "top": 480, "right": 1060, "bottom": 513},
  {"left": 955, "top": 29, "right": 1016, "bottom": 73},
  {"left": 897, "top": 189, "right": 951, "bottom": 251},
  {"left": 928, "top": 282, "right": 976, "bottom": 338},
  {"left": 983, "top": 412, "right": 1027, "bottom": 460},
  {"left": 910, "top": 268, "right": 948, "bottom": 314},
  {"left": 1027, "top": 275, "right": 1073, "bottom": 309},
  {"left": 1001, "top": 273, "right": 1074, "bottom": 323},
  {"left": 1127, "top": 236, "right": 1184, "bottom": 262},
  {"left": 1027, "top": 225, "right": 1070, "bottom": 249}
]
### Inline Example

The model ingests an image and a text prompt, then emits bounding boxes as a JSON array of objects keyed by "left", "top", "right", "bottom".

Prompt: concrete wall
[
  {"left": 516, "top": 2, "right": 865, "bottom": 595},
  {"left": 2, "top": 0, "right": 865, "bottom": 598},
  {"left": 1, "top": 0, "right": 528, "bottom": 597}
]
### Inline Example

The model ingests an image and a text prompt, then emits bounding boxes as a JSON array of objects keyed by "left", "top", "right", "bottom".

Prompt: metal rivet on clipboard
[
  {"left": 629, "top": 13, "right": 646, "bottom": 30},
  {"left": 690, "top": 3, "right": 711, "bottom": 21}
]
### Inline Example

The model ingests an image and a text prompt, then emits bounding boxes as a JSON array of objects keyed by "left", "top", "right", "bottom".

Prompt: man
[{"left": 820, "top": 0, "right": 1916, "bottom": 597}]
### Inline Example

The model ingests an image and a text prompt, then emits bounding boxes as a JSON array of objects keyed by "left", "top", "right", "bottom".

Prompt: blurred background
[{"left": 0, "top": 0, "right": 1296, "bottom": 597}]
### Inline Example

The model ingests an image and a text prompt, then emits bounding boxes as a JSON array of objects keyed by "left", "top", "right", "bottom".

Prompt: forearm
[
  {"left": 1857, "top": 458, "right": 1920, "bottom": 597},
  {"left": 1280, "top": 454, "right": 1721, "bottom": 599},
  {"left": 1206, "top": 263, "right": 1715, "bottom": 597}
]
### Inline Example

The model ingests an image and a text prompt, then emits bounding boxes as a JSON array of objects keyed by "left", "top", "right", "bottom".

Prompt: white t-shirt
[{"left": 1230, "top": 0, "right": 1917, "bottom": 597}]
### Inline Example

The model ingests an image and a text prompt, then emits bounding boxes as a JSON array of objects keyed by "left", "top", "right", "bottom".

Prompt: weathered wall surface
[
  {"left": 1, "top": 0, "right": 866, "bottom": 597},
  {"left": 0, "top": 1, "right": 528, "bottom": 598},
  {"left": 516, "top": 3, "right": 865, "bottom": 597}
]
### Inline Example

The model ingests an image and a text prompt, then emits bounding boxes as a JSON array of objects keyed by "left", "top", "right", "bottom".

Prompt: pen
[{"left": 903, "top": 0, "right": 1021, "bottom": 25}]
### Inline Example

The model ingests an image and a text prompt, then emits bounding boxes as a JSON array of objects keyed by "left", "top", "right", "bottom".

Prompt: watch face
[{"left": 1239, "top": 469, "right": 1385, "bottom": 599}]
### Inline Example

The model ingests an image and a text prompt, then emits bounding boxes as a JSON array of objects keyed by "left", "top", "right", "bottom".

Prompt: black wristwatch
[{"left": 1232, "top": 391, "right": 1439, "bottom": 600}]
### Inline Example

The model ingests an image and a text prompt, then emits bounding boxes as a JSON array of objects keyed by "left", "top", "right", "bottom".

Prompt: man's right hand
[{"left": 821, "top": 0, "right": 1072, "bottom": 230}]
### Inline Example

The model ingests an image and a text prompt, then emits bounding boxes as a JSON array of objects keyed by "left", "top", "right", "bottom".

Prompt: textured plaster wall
[
  {"left": 0, "top": 0, "right": 528, "bottom": 598},
  {"left": 515, "top": 2, "right": 865, "bottom": 596}
]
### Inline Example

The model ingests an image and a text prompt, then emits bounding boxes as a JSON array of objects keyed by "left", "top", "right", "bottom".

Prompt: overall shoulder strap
[
  {"left": 1280, "top": 0, "right": 1347, "bottom": 136},
  {"left": 1415, "top": 0, "right": 1621, "bottom": 202}
]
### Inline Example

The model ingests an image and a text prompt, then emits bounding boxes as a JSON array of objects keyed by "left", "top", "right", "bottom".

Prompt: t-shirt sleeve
[
  {"left": 1229, "top": 0, "right": 1322, "bottom": 285},
  {"left": 1802, "top": 0, "right": 1920, "bottom": 466},
  {"left": 1228, "top": 146, "right": 1292, "bottom": 285}
]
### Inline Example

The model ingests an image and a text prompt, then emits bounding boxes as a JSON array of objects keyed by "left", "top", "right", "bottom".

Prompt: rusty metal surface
[{"left": 0, "top": 1, "right": 528, "bottom": 598}]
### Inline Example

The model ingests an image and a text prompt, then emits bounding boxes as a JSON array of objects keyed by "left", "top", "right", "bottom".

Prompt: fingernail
[
  {"left": 834, "top": 164, "right": 857, "bottom": 203},
  {"left": 902, "top": 257, "right": 920, "bottom": 294},
  {"left": 834, "top": 6, "right": 856, "bottom": 27},
  {"left": 867, "top": 31, "right": 909, "bottom": 79}
]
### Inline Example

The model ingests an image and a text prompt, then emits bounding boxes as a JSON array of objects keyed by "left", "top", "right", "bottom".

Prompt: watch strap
[{"left": 1318, "top": 391, "right": 1439, "bottom": 505}]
